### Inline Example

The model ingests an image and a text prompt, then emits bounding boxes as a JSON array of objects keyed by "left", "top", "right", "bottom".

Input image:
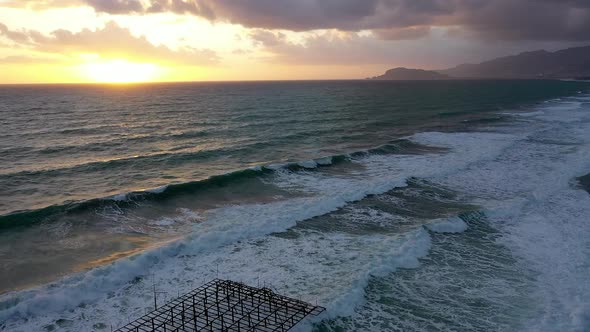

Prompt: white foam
[
  {"left": 323, "top": 228, "right": 432, "bottom": 319},
  {"left": 425, "top": 217, "right": 468, "bottom": 233},
  {"left": 264, "top": 162, "right": 287, "bottom": 170},
  {"left": 0, "top": 204, "right": 434, "bottom": 331},
  {"left": 510, "top": 110, "right": 545, "bottom": 117},
  {"left": 337, "top": 206, "right": 409, "bottom": 228},
  {"left": 103, "top": 184, "right": 168, "bottom": 202},
  {"left": 270, "top": 131, "right": 516, "bottom": 198},
  {"left": 489, "top": 189, "right": 590, "bottom": 332},
  {"left": 105, "top": 192, "right": 129, "bottom": 201},
  {"left": 543, "top": 100, "right": 582, "bottom": 111},
  {"left": 0, "top": 164, "right": 410, "bottom": 325},
  {"left": 298, "top": 160, "right": 318, "bottom": 169},
  {"left": 315, "top": 157, "right": 333, "bottom": 166},
  {"left": 146, "top": 185, "right": 169, "bottom": 194},
  {"left": 4, "top": 93, "right": 590, "bottom": 331},
  {"left": 533, "top": 101, "right": 586, "bottom": 123},
  {"left": 149, "top": 208, "right": 202, "bottom": 227},
  {"left": 421, "top": 95, "right": 590, "bottom": 331},
  {"left": 8, "top": 123, "right": 498, "bottom": 327}
]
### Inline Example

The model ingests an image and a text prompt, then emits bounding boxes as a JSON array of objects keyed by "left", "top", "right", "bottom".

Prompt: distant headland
[
  {"left": 369, "top": 68, "right": 450, "bottom": 80},
  {"left": 369, "top": 45, "right": 590, "bottom": 80}
]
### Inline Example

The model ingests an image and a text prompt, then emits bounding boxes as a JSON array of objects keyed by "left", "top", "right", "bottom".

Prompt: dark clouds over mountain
[{"left": 82, "top": 0, "right": 590, "bottom": 41}]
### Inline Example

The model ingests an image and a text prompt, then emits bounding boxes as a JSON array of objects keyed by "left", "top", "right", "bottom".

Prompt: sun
[{"left": 82, "top": 60, "right": 160, "bottom": 83}]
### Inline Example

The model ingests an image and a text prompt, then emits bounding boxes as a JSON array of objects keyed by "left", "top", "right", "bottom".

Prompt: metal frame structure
[{"left": 114, "top": 279, "right": 325, "bottom": 332}]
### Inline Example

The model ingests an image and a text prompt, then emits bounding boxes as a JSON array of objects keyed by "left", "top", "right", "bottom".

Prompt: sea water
[{"left": 0, "top": 80, "right": 589, "bottom": 331}]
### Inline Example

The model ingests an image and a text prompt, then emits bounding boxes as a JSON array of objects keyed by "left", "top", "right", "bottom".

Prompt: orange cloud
[{"left": 0, "top": 21, "right": 218, "bottom": 65}]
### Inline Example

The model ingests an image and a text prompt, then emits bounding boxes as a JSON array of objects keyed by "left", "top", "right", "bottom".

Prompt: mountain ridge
[
  {"left": 370, "top": 45, "right": 590, "bottom": 80},
  {"left": 439, "top": 45, "right": 590, "bottom": 79}
]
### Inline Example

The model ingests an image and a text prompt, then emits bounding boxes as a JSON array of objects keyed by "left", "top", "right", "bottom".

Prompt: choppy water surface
[{"left": 0, "top": 80, "right": 589, "bottom": 331}]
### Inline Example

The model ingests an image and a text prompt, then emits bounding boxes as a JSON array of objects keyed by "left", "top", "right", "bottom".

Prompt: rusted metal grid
[{"left": 115, "top": 279, "right": 325, "bottom": 332}]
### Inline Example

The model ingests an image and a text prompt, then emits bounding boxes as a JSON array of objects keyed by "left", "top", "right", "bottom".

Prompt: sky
[{"left": 0, "top": 0, "right": 589, "bottom": 83}]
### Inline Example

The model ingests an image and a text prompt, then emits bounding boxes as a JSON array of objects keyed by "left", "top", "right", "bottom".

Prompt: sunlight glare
[{"left": 82, "top": 60, "right": 159, "bottom": 83}]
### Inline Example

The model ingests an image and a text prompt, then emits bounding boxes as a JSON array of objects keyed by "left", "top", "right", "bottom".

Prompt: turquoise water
[{"left": 1, "top": 80, "right": 589, "bottom": 331}]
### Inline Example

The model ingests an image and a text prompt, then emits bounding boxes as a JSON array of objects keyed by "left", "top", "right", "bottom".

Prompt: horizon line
[
  {"left": 0, "top": 78, "right": 371, "bottom": 86},
  {"left": 0, "top": 78, "right": 577, "bottom": 86}
]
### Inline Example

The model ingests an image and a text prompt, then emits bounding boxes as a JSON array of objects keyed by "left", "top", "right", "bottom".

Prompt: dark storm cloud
[
  {"left": 77, "top": 0, "right": 590, "bottom": 41},
  {"left": 245, "top": 28, "right": 584, "bottom": 68},
  {"left": 451, "top": 0, "right": 590, "bottom": 41},
  {"left": 145, "top": 0, "right": 215, "bottom": 18},
  {"left": 81, "top": 0, "right": 215, "bottom": 17},
  {"left": 84, "top": 0, "right": 143, "bottom": 14},
  {"left": 373, "top": 27, "right": 432, "bottom": 40}
]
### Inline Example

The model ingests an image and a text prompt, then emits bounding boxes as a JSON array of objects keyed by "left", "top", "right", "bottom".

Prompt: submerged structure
[{"left": 114, "top": 279, "right": 325, "bottom": 331}]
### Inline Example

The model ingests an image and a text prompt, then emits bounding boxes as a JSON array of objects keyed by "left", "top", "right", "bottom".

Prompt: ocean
[{"left": 0, "top": 80, "right": 589, "bottom": 331}]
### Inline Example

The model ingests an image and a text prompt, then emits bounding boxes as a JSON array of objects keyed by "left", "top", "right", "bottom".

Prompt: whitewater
[{"left": 1, "top": 83, "right": 589, "bottom": 331}]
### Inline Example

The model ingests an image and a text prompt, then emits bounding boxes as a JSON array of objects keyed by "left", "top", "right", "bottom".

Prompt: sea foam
[{"left": 3, "top": 94, "right": 590, "bottom": 332}]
